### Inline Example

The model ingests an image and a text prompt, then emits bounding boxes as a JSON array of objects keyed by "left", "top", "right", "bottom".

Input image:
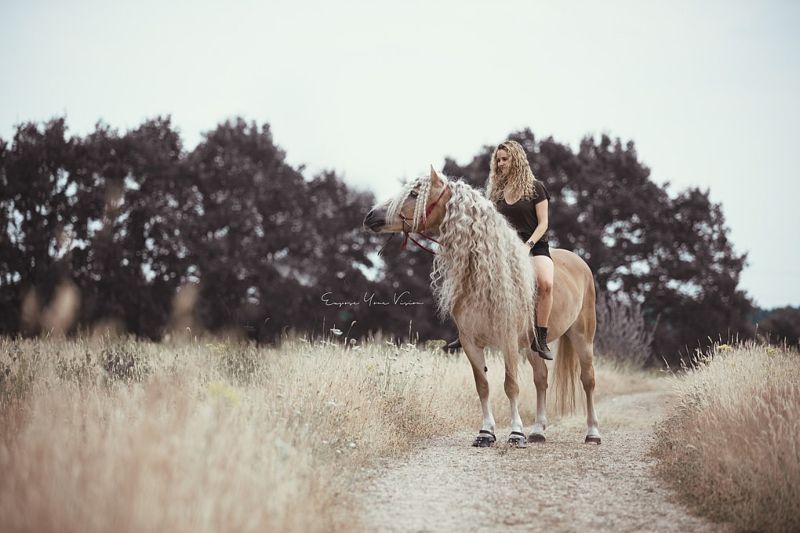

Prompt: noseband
[{"left": 378, "top": 183, "right": 448, "bottom": 256}]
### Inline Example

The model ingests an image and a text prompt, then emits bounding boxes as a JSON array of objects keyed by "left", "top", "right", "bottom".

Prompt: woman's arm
[{"left": 526, "top": 199, "right": 549, "bottom": 246}]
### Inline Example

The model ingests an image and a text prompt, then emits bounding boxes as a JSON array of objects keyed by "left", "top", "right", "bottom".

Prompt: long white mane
[{"left": 389, "top": 175, "right": 538, "bottom": 348}]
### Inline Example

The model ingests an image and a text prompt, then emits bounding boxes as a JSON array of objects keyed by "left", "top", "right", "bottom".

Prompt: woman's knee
[{"left": 538, "top": 276, "right": 553, "bottom": 294}]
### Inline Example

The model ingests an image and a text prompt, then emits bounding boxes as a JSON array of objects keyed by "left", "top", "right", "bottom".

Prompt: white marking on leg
[
  {"left": 529, "top": 351, "right": 548, "bottom": 439},
  {"left": 509, "top": 397, "right": 523, "bottom": 434},
  {"left": 576, "top": 341, "right": 602, "bottom": 443},
  {"left": 481, "top": 396, "right": 496, "bottom": 433},
  {"left": 503, "top": 345, "right": 523, "bottom": 435},
  {"left": 461, "top": 339, "right": 494, "bottom": 434},
  {"left": 585, "top": 391, "right": 601, "bottom": 440},
  {"left": 532, "top": 386, "right": 548, "bottom": 437}
]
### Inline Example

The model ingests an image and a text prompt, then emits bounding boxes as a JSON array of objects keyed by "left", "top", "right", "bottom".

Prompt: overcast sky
[{"left": 1, "top": 0, "right": 798, "bottom": 308}]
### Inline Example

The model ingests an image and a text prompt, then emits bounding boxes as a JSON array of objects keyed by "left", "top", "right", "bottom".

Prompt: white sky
[{"left": 1, "top": 0, "right": 798, "bottom": 308}]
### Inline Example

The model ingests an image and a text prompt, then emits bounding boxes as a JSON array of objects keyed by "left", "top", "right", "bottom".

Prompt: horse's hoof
[
  {"left": 585, "top": 435, "right": 601, "bottom": 445},
  {"left": 507, "top": 431, "right": 527, "bottom": 448},
  {"left": 528, "top": 433, "right": 546, "bottom": 443},
  {"left": 472, "top": 430, "right": 496, "bottom": 447}
]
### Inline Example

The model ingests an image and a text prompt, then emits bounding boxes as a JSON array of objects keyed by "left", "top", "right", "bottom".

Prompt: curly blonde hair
[
  {"left": 424, "top": 177, "right": 537, "bottom": 349},
  {"left": 486, "top": 140, "right": 537, "bottom": 203}
]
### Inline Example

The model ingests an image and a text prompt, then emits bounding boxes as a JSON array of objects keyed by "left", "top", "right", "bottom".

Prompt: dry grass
[
  {"left": 594, "top": 290, "right": 657, "bottom": 367},
  {"left": 652, "top": 343, "right": 800, "bottom": 532},
  {"left": 1, "top": 335, "right": 655, "bottom": 532}
]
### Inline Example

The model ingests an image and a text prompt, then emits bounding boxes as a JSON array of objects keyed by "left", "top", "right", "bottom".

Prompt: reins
[
  {"left": 378, "top": 183, "right": 449, "bottom": 257},
  {"left": 399, "top": 223, "right": 440, "bottom": 255}
]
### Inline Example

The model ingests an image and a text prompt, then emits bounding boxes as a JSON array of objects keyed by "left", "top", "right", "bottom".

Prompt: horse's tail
[{"left": 553, "top": 334, "right": 579, "bottom": 417}]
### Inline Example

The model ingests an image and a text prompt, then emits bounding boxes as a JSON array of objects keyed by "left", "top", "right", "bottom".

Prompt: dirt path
[{"left": 354, "top": 390, "right": 729, "bottom": 532}]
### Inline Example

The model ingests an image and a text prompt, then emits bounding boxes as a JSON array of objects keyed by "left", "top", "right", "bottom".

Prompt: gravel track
[{"left": 354, "top": 391, "right": 730, "bottom": 532}]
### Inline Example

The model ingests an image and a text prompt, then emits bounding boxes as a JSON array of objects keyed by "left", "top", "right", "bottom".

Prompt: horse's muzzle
[{"left": 363, "top": 209, "right": 385, "bottom": 232}]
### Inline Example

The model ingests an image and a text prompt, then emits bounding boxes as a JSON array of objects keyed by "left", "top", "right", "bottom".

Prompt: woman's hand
[{"left": 527, "top": 199, "right": 549, "bottom": 245}]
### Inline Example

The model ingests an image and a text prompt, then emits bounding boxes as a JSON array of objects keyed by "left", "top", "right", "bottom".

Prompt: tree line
[{"left": 1, "top": 117, "right": 794, "bottom": 364}]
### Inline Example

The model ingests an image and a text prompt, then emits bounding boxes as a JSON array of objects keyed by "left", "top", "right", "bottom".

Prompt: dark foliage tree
[
  {"left": 0, "top": 119, "right": 759, "bottom": 361},
  {"left": 0, "top": 117, "right": 386, "bottom": 340},
  {"left": 0, "top": 118, "right": 78, "bottom": 333},
  {"left": 184, "top": 119, "right": 312, "bottom": 335},
  {"left": 370, "top": 245, "right": 446, "bottom": 342},
  {"left": 177, "top": 118, "right": 397, "bottom": 341},
  {"left": 73, "top": 118, "right": 189, "bottom": 337},
  {"left": 758, "top": 306, "right": 800, "bottom": 346},
  {"left": 298, "top": 171, "right": 387, "bottom": 339}
]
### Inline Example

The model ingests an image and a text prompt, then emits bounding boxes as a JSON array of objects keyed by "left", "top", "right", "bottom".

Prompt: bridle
[{"left": 378, "top": 183, "right": 449, "bottom": 256}]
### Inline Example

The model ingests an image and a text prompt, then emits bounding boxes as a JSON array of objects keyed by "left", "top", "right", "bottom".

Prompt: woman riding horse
[
  {"left": 363, "top": 168, "right": 601, "bottom": 446},
  {"left": 449, "top": 140, "right": 554, "bottom": 359}
]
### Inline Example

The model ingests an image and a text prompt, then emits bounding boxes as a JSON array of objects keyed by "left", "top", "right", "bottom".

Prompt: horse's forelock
[{"left": 386, "top": 176, "right": 435, "bottom": 231}]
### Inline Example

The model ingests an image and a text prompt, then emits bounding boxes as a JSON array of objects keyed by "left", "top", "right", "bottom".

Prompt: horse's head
[{"left": 363, "top": 166, "right": 451, "bottom": 235}]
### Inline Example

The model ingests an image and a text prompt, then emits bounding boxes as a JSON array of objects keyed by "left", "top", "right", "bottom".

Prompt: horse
[{"left": 363, "top": 167, "right": 601, "bottom": 447}]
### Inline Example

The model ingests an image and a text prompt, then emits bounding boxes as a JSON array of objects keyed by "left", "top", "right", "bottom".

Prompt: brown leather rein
[{"left": 378, "top": 183, "right": 449, "bottom": 256}]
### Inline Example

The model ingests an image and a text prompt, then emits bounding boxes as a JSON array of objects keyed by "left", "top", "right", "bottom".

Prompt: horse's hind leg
[
  {"left": 525, "top": 347, "right": 548, "bottom": 442},
  {"left": 568, "top": 331, "right": 601, "bottom": 444}
]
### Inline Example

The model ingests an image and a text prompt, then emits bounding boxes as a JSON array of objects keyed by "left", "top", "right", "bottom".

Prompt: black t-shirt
[{"left": 495, "top": 180, "right": 551, "bottom": 244}]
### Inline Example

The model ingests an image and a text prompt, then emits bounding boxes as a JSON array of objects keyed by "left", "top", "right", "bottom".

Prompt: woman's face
[{"left": 495, "top": 148, "right": 510, "bottom": 176}]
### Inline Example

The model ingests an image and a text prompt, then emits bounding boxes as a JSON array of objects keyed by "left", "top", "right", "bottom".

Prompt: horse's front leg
[
  {"left": 526, "top": 348, "right": 548, "bottom": 442},
  {"left": 504, "top": 344, "right": 527, "bottom": 448},
  {"left": 461, "top": 337, "right": 496, "bottom": 447}
]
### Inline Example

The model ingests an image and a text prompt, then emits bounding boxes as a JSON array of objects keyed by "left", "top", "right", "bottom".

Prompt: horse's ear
[{"left": 430, "top": 165, "right": 442, "bottom": 185}]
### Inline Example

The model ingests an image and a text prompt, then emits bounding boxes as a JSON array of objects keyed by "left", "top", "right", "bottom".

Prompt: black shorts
[{"left": 528, "top": 241, "right": 551, "bottom": 259}]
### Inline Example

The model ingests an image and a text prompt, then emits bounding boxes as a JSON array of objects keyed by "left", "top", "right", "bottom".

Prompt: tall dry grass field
[
  {"left": 653, "top": 344, "right": 800, "bottom": 532},
  {"left": 0, "top": 335, "right": 652, "bottom": 532}
]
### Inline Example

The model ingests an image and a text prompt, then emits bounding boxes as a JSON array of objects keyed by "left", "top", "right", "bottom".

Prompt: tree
[
  {"left": 0, "top": 118, "right": 756, "bottom": 360},
  {"left": 297, "top": 171, "right": 381, "bottom": 337},
  {"left": 183, "top": 119, "right": 387, "bottom": 340},
  {"left": 69, "top": 117, "right": 191, "bottom": 337},
  {"left": 0, "top": 116, "right": 389, "bottom": 341},
  {"left": 0, "top": 118, "right": 79, "bottom": 333},
  {"left": 184, "top": 118, "right": 315, "bottom": 335},
  {"left": 759, "top": 306, "right": 800, "bottom": 346}
]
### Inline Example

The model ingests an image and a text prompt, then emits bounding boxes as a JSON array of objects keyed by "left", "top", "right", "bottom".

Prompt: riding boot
[
  {"left": 533, "top": 326, "right": 553, "bottom": 360},
  {"left": 444, "top": 338, "right": 462, "bottom": 353}
]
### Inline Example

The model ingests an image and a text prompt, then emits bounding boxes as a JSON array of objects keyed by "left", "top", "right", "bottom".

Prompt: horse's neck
[{"left": 440, "top": 192, "right": 508, "bottom": 253}]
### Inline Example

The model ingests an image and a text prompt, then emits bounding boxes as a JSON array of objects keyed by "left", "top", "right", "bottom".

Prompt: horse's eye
[{"left": 410, "top": 190, "right": 419, "bottom": 199}]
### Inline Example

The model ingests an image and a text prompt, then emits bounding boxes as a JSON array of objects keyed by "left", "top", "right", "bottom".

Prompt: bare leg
[
  {"left": 532, "top": 256, "right": 555, "bottom": 360},
  {"left": 526, "top": 348, "right": 549, "bottom": 442},
  {"left": 533, "top": 255, "right": 554, "bottom": 326}
]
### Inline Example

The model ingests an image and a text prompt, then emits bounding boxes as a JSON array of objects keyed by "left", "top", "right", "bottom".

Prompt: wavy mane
[{"left": 429, "top": 177, "right": 537, "bottom": 348}]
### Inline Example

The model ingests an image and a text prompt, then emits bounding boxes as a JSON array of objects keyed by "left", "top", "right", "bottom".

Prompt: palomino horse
[{"left": 363, "top": 168, "right": 601, "bottom": 446}]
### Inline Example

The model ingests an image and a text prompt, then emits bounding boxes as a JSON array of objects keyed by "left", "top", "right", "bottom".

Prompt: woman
[
  {"left": 446, "top": 140, "right": 553, "bottom": 359},
  {"left": 488, "top": 140, "right": 553, "bottom": 359}
]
